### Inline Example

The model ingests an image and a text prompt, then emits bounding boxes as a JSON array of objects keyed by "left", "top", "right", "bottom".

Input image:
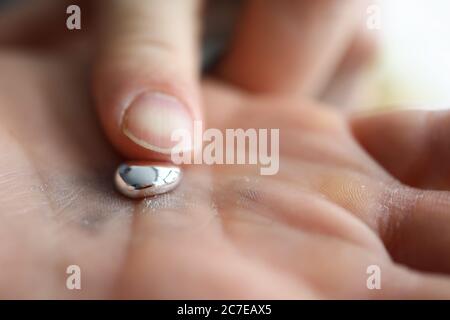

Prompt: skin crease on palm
[
  {"left": 2, "top": 3, "right": 450, "bottom": 300},
  {"left": 1, "top": 51, "right": 450, "bottom": 300}
]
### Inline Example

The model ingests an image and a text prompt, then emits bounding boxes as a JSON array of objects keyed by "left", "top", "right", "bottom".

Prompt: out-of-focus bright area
[{"left": 366, "top": 0, "right": 450, "bottom": 110}]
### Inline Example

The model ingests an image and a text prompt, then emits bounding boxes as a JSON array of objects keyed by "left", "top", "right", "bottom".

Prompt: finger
[
  {"left": 352, "top": 109, "right": 450, "bottom": 273},
  {"left": 93, "top": 0, "right": 202, "bottom": 160},
  {"left": 351, "top": 109, "right": 450, "bottom": 189},
  {"left": 217, "top": 0, "right": 367, "bottom": 95},
  {"left": 380, "top": 186, "right": 450, "bottom": 274},
  {"left": 321, "top": 28, "right": 378, "bottom": 110}
]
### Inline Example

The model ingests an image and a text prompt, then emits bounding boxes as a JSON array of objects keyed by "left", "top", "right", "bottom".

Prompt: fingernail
[{"left": 121, "top": 92, "right": 193, "bottom": 154}]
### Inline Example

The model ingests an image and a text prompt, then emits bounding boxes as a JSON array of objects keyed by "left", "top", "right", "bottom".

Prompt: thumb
[{"left": 93, "top": 0, "right": 202, "bottom": 160}]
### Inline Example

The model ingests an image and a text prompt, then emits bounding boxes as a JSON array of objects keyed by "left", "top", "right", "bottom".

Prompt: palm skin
[{"left": 1, "top": 48, "right": 450, "bottom": 299}]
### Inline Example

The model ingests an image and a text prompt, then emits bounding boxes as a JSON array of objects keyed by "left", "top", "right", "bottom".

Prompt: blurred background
[{"left": 352, "top": 0, "right": 450, "bottom": 111}]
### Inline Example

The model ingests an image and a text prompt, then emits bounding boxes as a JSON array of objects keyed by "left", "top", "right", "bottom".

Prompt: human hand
[
  {"left": 0, "top": 0, "right": 368, "bottom": 160},
  {"left": 1, "top": 49, "right": 450, "bottom": 298}
]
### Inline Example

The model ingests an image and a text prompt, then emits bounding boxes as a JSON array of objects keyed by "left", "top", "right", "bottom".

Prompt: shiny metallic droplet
[{"left": 115, "top": 162, "right": 182, "bottom": 199}]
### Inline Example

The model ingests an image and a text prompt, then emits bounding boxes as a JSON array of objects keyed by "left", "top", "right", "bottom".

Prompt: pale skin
[{"left": 1, "top": 0, "right": 450, "bottom": 299}]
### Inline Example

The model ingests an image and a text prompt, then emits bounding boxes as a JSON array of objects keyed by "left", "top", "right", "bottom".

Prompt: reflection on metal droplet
[{"left": 115, "top": 162, "right": 182, "bottom": 199}]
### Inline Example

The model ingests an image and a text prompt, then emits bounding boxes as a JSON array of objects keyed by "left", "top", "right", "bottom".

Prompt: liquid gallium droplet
[{"left": 115, "top": 162, "right": 182, "bottom": 198}]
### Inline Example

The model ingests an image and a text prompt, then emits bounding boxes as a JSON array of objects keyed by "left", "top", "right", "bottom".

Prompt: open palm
[{"left": 2, "top": 48, "right": 450, "bottom": 299}]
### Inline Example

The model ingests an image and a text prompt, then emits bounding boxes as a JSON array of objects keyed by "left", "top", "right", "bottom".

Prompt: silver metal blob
[{"left": 115, "top": 162, "right": 182, "bottom": 198}]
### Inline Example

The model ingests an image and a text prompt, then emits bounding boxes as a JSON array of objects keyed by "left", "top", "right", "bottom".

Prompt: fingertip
[
  {"left": 93, "top": 70, "right": 200, "bottom": 161},
  {"left": 92, "top": 0, "right": 202, "bottom": 161}
]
